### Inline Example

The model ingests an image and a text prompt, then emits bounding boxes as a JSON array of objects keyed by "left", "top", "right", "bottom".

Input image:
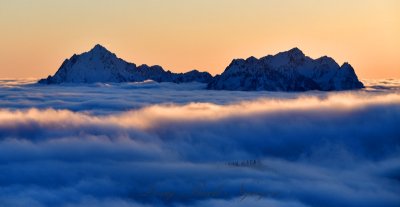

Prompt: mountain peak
[
  {"left": 89, "top": 44, "right": 112, "bottom": 54},
  {"left": 246, "top": 56, "right": 258, "bottom": 62},
  {"left": 273, "top": 47, "right": 305, "bottom": 61},
  {"left": 286, "top": 47, "right": 304, "bottom": 56},
  {"left": 341, "top": 62, "right": 352, "bottom": 68},
  {"left": 38, "top": 44, "right": 212, "bottom": 84},
  {"left": 93, "top": 44, "right": 106, "bottom": 49},
  {"left": 208, "top": 48, "right": 364, "bottom": 91}
]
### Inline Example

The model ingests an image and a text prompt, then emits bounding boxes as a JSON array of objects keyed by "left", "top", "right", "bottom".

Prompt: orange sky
[{"left": 0, "top": 0, "right": 399, "bottom": 79}]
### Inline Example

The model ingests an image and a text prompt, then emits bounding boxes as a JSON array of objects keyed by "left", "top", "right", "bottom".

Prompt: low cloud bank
[{"left": 0, "top": 80, "right": 399, "bottom": 206}]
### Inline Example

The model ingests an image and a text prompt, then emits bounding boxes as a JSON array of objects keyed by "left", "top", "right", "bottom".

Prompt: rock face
[
  {"left": 207, "top": 48, "right": 364, "bottom": 91},
  {"left": 39, "top": 44, "right": 212, "bottom": 84}
]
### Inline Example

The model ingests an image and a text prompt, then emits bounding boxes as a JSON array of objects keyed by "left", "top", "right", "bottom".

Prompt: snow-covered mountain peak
[
  {"left": 287, "top": 47, "right": 304, "bottom": 55},
  {"left": 39, "top": 45, "right": 363, "bottom": 91},
  {"left": 245, "top": 56, "right": 258, "bottom": 63},
  {"left": 85, "top": 44, "right": 117, "bottom": 59},
  {"left": 341, "top": 62, "right": 352, "bottom": 69},
  {"left": 38, "top": 45, "right": 212, "bottom": 84},
  {"left": 280, "top": 47, "right": 305, "bottom": 59},
  {"left": 90, "top": 44, "right": 109, "bottom": 53},
  {"left": 208, "top": 48, "right": 364, "bottom": 91}
]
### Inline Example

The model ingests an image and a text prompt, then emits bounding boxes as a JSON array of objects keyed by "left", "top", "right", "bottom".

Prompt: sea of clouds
[{"left": 0, "top": 79, "right": 399, "bottom": 207}]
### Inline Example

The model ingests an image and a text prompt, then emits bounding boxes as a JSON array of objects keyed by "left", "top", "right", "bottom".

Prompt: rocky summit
[
  {"left": 207, "top": 48, "right": 364, "bottom": 91},
  {"left": 38, "top": 44, "right": 212, "bottom": 84}
]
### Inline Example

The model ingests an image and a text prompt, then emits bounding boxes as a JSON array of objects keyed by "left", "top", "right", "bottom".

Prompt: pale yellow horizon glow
[{"left": 0, "top": 0, "right": 399, "bottom": 79}]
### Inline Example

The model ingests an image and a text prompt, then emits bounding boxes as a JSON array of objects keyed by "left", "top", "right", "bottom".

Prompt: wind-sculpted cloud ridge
[{"left": 0, "top": 79, "right": 399, "bottom": 207}]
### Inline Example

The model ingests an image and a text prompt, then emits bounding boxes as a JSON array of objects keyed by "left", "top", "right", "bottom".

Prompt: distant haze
[{"left": 0, "top": 0, "right": 399, "bottom": 78}]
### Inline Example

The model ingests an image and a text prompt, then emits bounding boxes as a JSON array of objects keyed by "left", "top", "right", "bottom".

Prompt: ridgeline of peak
[
  {"left": 207, "top": 48, "right": 364, "bottom": 91},
  {"left": 92, "top": 44, "right": 107, "bottom": 51},
  {"left": 89, "top": 44, "right": 115, "bottom": 54},
  {"left": 86, "top": 44, "right": 117, "bottom": 58},
  {"left": 246, "top": 56, "right": 258, "bottom": 62},
  {"left": 284, "top": 47, "right": 305, "bottom": 56},
  {"left": 39, "top": 45, "right": 363, "bottom": 91},
  {"left": 38, "top": 44, "right": 212, "bottom": 84}
]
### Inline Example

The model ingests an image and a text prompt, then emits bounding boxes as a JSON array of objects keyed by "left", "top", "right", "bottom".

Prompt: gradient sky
[{"left": 0, "top": 0, "right": 399, "bottom": 79}]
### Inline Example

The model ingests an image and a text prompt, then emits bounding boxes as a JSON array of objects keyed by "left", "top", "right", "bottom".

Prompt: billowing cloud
[{"left": 0, "top": 79, "right": 399, "bottom": 207}]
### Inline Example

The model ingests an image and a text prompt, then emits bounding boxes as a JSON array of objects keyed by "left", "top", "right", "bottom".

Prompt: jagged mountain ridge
[
  {"left": 207, "top": 48, "right": 364, "bottom": 91},
  {"left": 39, "top": 44, "right": 212, "bottom": 84},
  {"left": 39, "top": 45, "right": 364, "bottom": 91}
]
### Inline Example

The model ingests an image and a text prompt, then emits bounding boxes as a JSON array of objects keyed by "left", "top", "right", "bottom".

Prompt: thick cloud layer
[{"left": 0, "top": 79, "right": 399, "bottom": 207}]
